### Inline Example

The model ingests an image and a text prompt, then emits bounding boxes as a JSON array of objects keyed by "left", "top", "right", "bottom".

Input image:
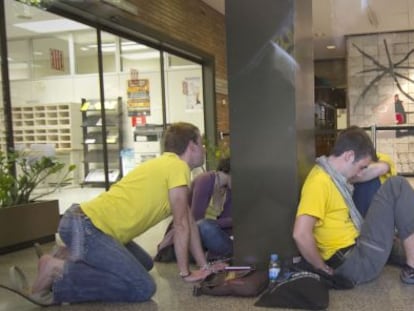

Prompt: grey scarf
[{"left": 316, "top": 156, "right": 364, "bottom": 232}]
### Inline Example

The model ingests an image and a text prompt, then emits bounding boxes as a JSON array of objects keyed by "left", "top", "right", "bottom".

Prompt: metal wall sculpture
[{"left": 353, "top": 39, "right": 414, "bottom": 112}]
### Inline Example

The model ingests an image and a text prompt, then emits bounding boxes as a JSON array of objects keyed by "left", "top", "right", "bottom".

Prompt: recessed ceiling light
[
  {"left": 121, "top": 52, "right": 159, "bottom": 60},
  {"left": 326, "top": 45, "right": 336, "bottom": 50},
  {"left": 14, "top": 19, "right": 90, "bottom": 33}
]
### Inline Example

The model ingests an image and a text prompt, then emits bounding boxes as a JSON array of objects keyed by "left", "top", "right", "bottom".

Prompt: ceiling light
[
  {"left": 121, "top": 44, "right": 148, "bottom": 52},
  {"left": 121, "top": 52, "right": 160, "bottom": 60},
  {"left": 86, "top": 42, "right": 148, "bottom": 53},
  {"left": 326, "top": 45, "right": 336, "bottom": 50},
  {"left": 14, "top": 19, "right": 90, "bottom": 33}
]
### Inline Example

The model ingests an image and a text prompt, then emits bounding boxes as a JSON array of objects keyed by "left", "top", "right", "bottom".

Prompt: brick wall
[{"left": 130, "top": 0, "right": 229, "bottom": 134}]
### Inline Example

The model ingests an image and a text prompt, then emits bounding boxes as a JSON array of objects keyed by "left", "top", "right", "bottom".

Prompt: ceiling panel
[{"left": 6, "top": 0, "right": 414, "bottom": 60}]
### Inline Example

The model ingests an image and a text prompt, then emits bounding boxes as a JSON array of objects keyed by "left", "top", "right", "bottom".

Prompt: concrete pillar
[{"left": 226, "top": 0, "right": 314, "bottom": 268}]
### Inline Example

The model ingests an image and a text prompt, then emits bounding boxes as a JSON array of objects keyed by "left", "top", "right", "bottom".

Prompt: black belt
[{"left": 325, "top": 244, "right": 355, "bottom": 269}]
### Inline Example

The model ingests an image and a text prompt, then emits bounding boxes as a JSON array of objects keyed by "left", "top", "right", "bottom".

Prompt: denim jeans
[
  {"left": 353, "top": 177, "right": 381, "bottom": 217},
  {"left": 53, "top": 204, "right": 156, "bottom": 303},
  {"left": 197, "top": 219, "right": 233, "bottom": 258}
]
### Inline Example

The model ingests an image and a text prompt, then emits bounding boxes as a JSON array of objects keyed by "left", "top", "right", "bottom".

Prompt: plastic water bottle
[{"left": 268, "top": 253, "right": 281, "bottom": 283}]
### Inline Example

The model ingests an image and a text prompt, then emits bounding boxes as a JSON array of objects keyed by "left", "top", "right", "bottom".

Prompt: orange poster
[{"left": 127, "top": 79, "right": 150, "bottom": 116}]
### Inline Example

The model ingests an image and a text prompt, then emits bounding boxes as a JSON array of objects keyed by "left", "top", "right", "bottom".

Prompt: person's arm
[
  {"left": 216, "top": 189, "right": 232, "bottom": 228},
  {"left": 349, "top": 161, "right": 390, "bottom": 183},
  {"left": 293, "top": 214, "right": 333, "bottom": 275},
  {"left": 169, "top": 186, "right": 216, "bottom": 282},
  {"left": 187, "top": 208, "right": 209, "bottom": 266},
  {"left": 190, "top": 173, "right": 214, "bottom": 221},
  {"left": 216, "top": 217, "right": 232, "bottom": 229}
]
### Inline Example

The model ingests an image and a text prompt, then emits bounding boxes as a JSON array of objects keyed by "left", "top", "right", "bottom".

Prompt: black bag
[
  {"left": 254, "top": 271, "right": 329, "bottom": 310},
  {"left": 154, "top": 221, "right": 176, "bottom": 262},
  {"left": 154, "top": 244, "right": 176, "bottom": 262},
  {"left": 293, "top": 257, "right": 354, "bottom": 290},
  {"left": 193, "top": 269, "right": 268, "bottom": 297}
]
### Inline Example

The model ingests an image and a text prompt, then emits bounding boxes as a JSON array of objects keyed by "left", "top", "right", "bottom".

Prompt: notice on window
[
  {"left": 127, "top": 79, "right": 151, "bottom": 116},
  {"left": 183, "top": 77, "right": 202, "bottom": 111}
]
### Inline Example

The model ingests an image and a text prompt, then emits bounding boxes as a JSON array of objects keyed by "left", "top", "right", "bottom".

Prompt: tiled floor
[{"left": 2, "top": 184, "right": 414, "bottom": 310}]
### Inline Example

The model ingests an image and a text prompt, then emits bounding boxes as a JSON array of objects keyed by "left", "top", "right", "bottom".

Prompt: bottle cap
[{"left": 270, "top": 253, "right": 278, "bottom": 260}]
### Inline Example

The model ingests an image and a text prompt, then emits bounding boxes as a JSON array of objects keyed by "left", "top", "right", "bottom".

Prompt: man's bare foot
[
  {"left": 31, "top": 255, "right": 64, "bottom": 294},
  {"left": 35, "top": 243, "right": 69, "bottom": 260}
]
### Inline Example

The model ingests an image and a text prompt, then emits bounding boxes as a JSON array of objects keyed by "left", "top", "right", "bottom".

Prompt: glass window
[
  {"left": 74, "top": 31, "right": 117, "bottom": 74},
  {"left": 120, "top": 39, "right": 163, "bottom": 125},
  {"left": 7, "top": 40, "right": 31, "bottom": 80},
  {"left": 120, "top": 39, "right": 161, "bottom": 72},
  {"left": 117, "top": 38, "right": 163, "bottom": 169},
  {"left": 3, "top": 0, "right": 210, "bottom": 198},
  {"left": 32, "top": 35, "right": 70, "bottom": 78},
  {"left": 164, "top": 52, "right": 205, "bottom": 134}
]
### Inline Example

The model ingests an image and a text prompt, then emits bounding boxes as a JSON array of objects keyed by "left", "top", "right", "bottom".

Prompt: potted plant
[{"left": 0, "top": 150, "right": 76, "bottom": 253}]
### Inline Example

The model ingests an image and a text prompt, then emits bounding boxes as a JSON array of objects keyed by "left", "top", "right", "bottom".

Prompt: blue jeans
[
  {"left": 197, "top": 219, "right": 233, "bottom": 258},
  {"left": 53, "top": 204, "right": 156, "bottom": 303},
  {"left": 353, "top": 178, "right": 381, "bottom": 217}
]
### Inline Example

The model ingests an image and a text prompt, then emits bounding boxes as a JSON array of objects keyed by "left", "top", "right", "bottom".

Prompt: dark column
[{"left": 226, "top": 0, "right": 314, "bottom": 268}]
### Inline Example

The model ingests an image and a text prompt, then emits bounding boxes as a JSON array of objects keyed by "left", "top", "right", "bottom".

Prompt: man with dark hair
[
  {"left": 293, "top": 126, "right": 414, "bottom": 286},
  {"left": 12, "top": 122, "right": 224, "bottom": 305}
]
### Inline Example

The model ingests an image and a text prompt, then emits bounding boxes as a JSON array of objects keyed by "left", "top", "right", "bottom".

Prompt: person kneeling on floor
[{"left": 10, "top": 122, "right": 226, "bottom": 306}]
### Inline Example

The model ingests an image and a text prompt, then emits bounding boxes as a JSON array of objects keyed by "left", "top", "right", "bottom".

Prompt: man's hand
[{"left": 293, "top": 215, "right": 328, "bottom": 272}]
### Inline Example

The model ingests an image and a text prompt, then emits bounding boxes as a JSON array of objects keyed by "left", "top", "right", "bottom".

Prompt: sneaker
[{"left": 400, "top": 264, "right": 414, "bottom": 284}]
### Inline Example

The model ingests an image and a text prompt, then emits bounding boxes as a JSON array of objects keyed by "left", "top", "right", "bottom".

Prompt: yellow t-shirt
[
  {"left": 81, "top": 152, "right": 190, "bottom": 244},
  {"left": 377, "top": 153, "right": 397, "bottom": 184},
  {"left": 296, "top": 165, "right": 359, "bottom": 260}
]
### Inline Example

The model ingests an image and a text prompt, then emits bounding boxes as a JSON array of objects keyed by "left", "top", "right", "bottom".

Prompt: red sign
[{"left": 50, "top": 48, "right": 64, "bottom": 71}]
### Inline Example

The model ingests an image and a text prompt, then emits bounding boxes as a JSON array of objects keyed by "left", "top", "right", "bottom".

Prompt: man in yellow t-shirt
[
  {"left": 19, "top": 122, "right": 225, "bottom": 305},
  {"left": 294, "top": 126, "right": 414, "bottom": 286}
]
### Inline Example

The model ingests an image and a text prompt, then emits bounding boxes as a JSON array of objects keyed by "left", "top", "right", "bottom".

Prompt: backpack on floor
[
  {"left": 254, "top": 270, "right": 329, "bottom": 310},
  {"left": 193, "top": 269, "right": 268, "bottom": 297}
]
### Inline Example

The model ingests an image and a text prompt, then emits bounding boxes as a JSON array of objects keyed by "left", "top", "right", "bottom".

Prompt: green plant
[
  {"left": 203, "top": 137, "right": 230, "bottom": 171},
  {"left": 0, "top": 150, "right": 76, "bottom": 208}
]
